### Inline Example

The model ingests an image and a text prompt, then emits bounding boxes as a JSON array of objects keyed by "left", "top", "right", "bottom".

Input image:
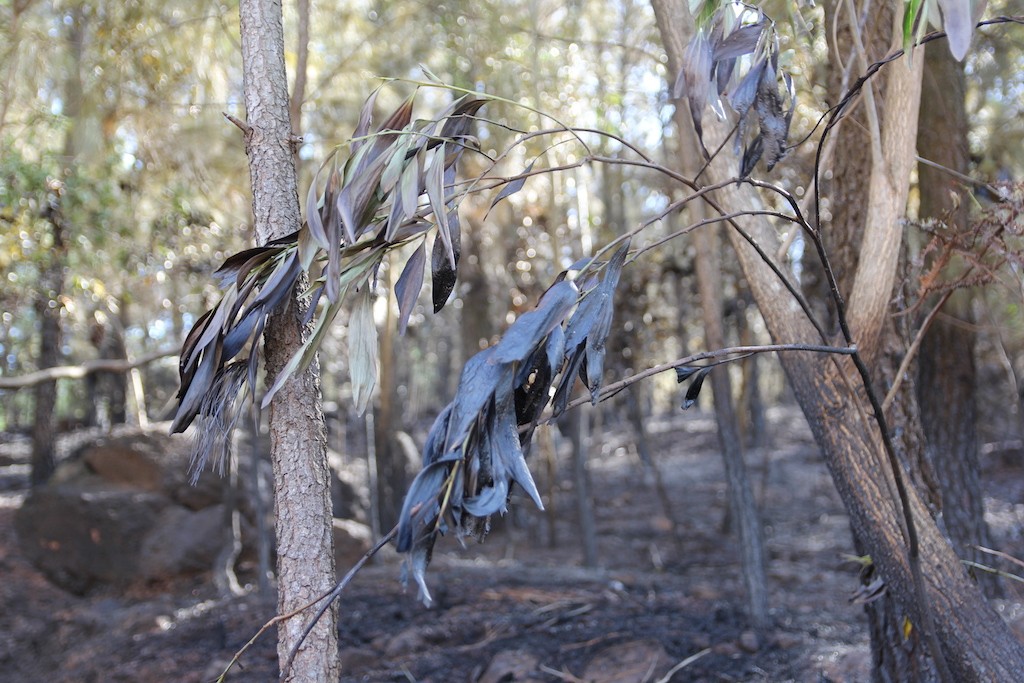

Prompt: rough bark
[
  {"left": 650, "top": 0, "right": 1024, "bottom": 678},
  {"left": 238, "top": 0, "right": 338, "bottom": 679},
  {"left": 916, "top": 43, "right": 1000, "bottom": 598}
]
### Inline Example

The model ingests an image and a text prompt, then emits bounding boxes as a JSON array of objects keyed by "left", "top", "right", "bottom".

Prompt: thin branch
[
  {"left": 0, "top": 348, "right": 179, "bottom": 390},
  {"left": 882, "top": 290, "right": 953, "bottom": 413}
]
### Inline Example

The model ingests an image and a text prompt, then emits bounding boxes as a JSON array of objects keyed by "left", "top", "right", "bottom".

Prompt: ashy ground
[{"left": 1, "top": 406, "right": 1022, "bottom": 682}]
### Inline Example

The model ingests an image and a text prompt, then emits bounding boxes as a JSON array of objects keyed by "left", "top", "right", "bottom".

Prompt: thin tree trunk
[
  {"left": 238, "top": 0, "right": 337, "bottom": 679},
  {"left": 650, "top": 1, "right": 1024, "bottom": 678},
  {"left": 916, "top": 43, "right": 1000, "bottom": 599},
  {"left": 693, "top": 227, "right": 768, "bottom": 629},
  {"left": 32, "top": 5, "right": 82, "bottom": 486}
]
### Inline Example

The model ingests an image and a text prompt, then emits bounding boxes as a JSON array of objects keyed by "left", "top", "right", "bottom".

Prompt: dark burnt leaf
[
  {"left": 171, "top": 345, "right": 221, "bottom": 433},
  {"left": 430, "top": 222, "right": 460, "bottom": 313},
  {"left": 675, "top": 365, "right": 703, "bottom": 383},
  {"left": 179, "top": 308, "right": 215, "bottom": 378},
  {"left": 552, "top": 343, "right": 586, "bottom": 417},
  {"left": 728, "top": 58, "right": 765, "bottom": 119},
  {"left": 676, "top": 31, "right": 714, "bottom": 159},
  {"left": 582, "top": 243, "right": 628, "bottom": 401},
  {"left": 715, "top": 56, "right": 736, "bottom": 98},
  {"left": 740, "top": 133, "right": 764, "bottom": 179},
  {"left": 301, "top": 285, "right": 324, "bottom": 327},
  {"left": 463, "top": 479, "right": 508, "bottom": 517},
  {"left": 492, "top": 281, "right": 578, "bottom": 364},
  {"left": 221, "top": 308, "right": 263, "bottom": 362},
  {"left": 486, "top": 160, "right": 536, "bottom": 218},
  {"left": 377, "top": 94, "right": 416, "bottom": 136},
  {"left": 445, "top": 348, "right": 513, "bottom": 454},
  {"left": 750, "top": 61, "right": 788, "bottom": 172},
  {"left": 396, "top": 459, "right": 452, "bottom": 553},
  {"left": 249, "top": 251, "right": 301, "bottom": 314},
  {"left": 493, "top": 389, "right": 542, "bottom": 509},
  {"left": 394, "top": 242, "right": 426, "bottom": 335},
  {"left": 437, "top": 96, "right": 486, "bottom": 141},
  {"left": 713, "top": 21, "right": 765, "bottom": 61},
  {"left": 213, "top": 247, "right": 274, "bottom": 288},
  {"left": 682, "top": 366, "right": 713, "bottom": 410}
]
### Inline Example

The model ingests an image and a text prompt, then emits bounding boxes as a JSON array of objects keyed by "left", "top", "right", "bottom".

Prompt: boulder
[
  {"left": 139, "top": 504, "right": 227, "bottom": 580},
  {"left": 14, "top": 487, "right": 169, "bottom": 594}
]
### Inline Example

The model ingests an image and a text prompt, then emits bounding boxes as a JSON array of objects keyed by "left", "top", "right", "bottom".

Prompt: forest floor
[{"left": 2, "top": 405, "right": 1024, "bottom": 682}]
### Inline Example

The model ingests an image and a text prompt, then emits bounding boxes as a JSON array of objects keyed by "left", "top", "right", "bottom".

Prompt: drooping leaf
[
  {"left": 682, "top": 366, "right": 713, "bottom": 410},
  {"left": 348, "top": 285, "right": 379, "bottom": 415},
  {"left": 676, "top": 30, "right": 714, "bottom": 158},
  {"left": 430, "top": 224, "right": 459, "bottom": 313},
  {"left": 351, "top": 87, "right": 381, "bottom": 155},
  {"left": 394, "top": 242, "right": 426, "bottom": 335},
  {"left": 426, "top": 148, "right": 454, "bottom": 268},
  {"left": 675, "top": 365, "right": 703, "bottom": 383},
  {"left": 492, "top": 281, "right": 579, "bottom": 364},
  {"left": 552, "top": 342, "right": 586, "bottom": 417},
  {"left": 445, "top": 347, "right": 513, "bottom": 452},
  {"left": 728, "top": 58, "right": 766, "bottom": 119},
  {"left": 171, "top": 345, "right": 221, "bottom": 433},
  {"left": 486, "top": 160, "right": 536, "bottom": 218},
  {"left": 937, "top": 0, "right": 973, "bottom": 61},
  {"left": 713, "top": 21, "right": 765, "bottom": 60},
  {"left": 754, "top": 61, "right": 790, "bottom": 172},
  {"left": 305, "top": 162, "right": 330, "bottom": 250}
]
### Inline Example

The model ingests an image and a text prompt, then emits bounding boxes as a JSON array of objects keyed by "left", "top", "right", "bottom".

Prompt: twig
[
  {"left": 974, "top": 545, "right": 1024, "bottom": 573},
  {"left": 653, "top": 648, "right": 711, "bottom": 683},
  {"left": 0, "top": 347, "right": 179, "bottom": 390},
  {"left": 882, "top": 290, "right": 952, "bottom": 413},
  {"left": 223, "top": 112, "right": 251, "bottom": 135}
]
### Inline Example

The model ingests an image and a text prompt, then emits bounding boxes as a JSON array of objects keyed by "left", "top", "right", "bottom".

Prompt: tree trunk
[
  {"left": 32, "top": 5, "right": 82, "bottom": 486},
  {"left": 693, "top": 226, "right": 768, "bottom": 629},
  {"left": 650, "top": 0, "right": 1024, "bottom": 678},
  {"left": 237, "top": 0, "right": 338, "bottom": 680},
  {"left": 916, "top": 43, "right": 1000, "bottom": 598}
]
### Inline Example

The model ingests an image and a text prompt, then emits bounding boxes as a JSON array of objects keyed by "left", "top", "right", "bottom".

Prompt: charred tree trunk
[
  {"left": 238, "top": 0, "right": 338, "bottom": 679},
  {"left": 916, "top": 43, "right": 1000, "bottom": 598}
]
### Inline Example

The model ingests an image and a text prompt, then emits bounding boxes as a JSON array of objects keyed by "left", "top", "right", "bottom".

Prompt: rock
[
  {"left": 739, "top": 630, "right": 760, "bottom": 652},
  {"left": 478, "top": 649, "right": 541, "bottom": 683},
  {"left": 333, "top": 518, "right": 373, "bottom": 571},
  {"left": 139, "top": 504, "right": 227, "bottom": 580},
  {"left": 81, "top": 435, "right": 167, "bottom": 491},
  {"left": 14, "top": 487, "right": 169, "bottom": 593},
  {"left": 582, "top": 639, "right": 672, "bottom": 683}
]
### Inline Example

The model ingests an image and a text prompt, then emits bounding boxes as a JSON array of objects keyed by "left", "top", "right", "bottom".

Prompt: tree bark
[
  {"left": 916, "top": 43, "right": 1000, "bottom": 598},
  {"left": 238, "top": 0, "right": 338, "bottom": 680},
  {"left": 650, "top": 0, "right": 1024, "bottom": 678}
]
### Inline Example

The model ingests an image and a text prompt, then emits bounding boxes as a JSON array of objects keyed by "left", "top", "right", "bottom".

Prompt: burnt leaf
[
  {"left": 740, "top": 133, "right": 764, "bottom": 179},
  {"left": 486, "top": 160, "right": 536, "bottom": 218},
  {"left": 430, "top": 220, "right": 460, "bottom": 313},
  {"left": 492, "top": 280, "right": 578, "bottom": 364},
  {"left": 675, "top": 365, "right": 703, "bottom": 383},
  {"left": 675, "top": 30, "right": 714, "bottom": 158},
  {"left": 426, "top": 148, "right": 454, "bottom": 269},
  {"left": 713, "top": 21, "right": 765, "bottom": 61},
  {"left": 754, "top": 61, "right": 790, "bottom": 172},
  {"left": 682, "top": 366, "right": 713, "bottom": 410},
  {"left": 394, "top": 242, "right": 426, "bottom": 335}
]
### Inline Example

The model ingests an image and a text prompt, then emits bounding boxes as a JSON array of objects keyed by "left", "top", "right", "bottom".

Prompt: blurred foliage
[{"left": 0, "top": 0, "right": 1022, "bottom": 437}]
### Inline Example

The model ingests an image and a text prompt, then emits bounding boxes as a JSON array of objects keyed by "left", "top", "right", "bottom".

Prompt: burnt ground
[{"left": 2, "top": 406, "right": 1024, "bottom": 683}]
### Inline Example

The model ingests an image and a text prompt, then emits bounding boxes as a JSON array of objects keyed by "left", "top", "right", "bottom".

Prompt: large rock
[
  {"left": 139, "top": 504, "right": 227, "bottom": 580},
  {"left": 14, "top": 487, "right": 169, "bottom": 594},
  {"left": 14, "top": 428, "right": 248, "bottom": 592}
]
